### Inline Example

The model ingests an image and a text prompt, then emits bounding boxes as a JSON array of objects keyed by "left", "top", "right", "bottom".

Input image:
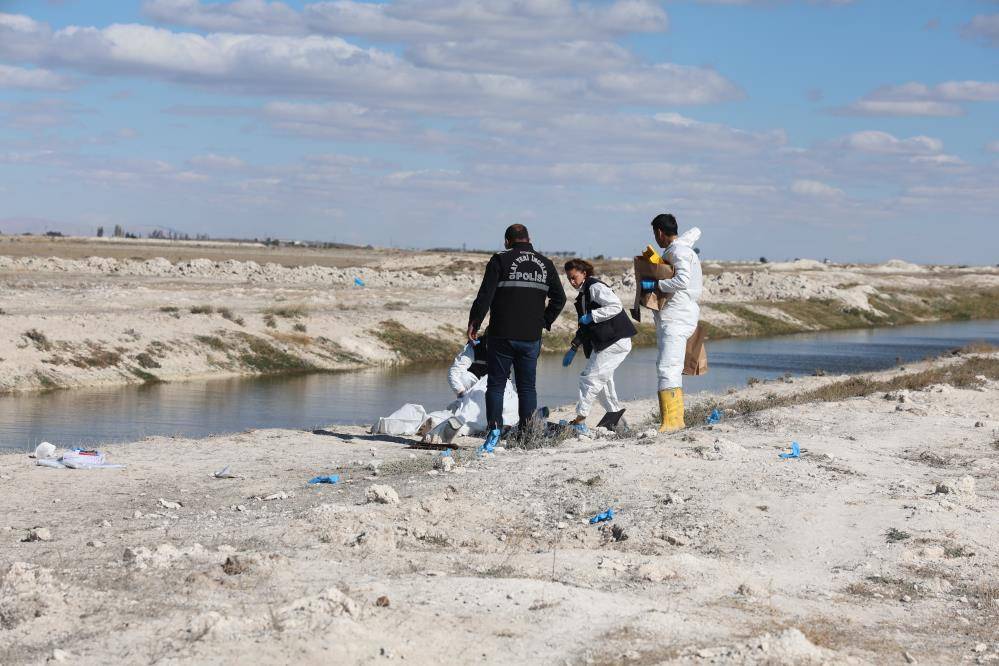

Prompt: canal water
[{"left": 1, "top": 319, "right": 996, "bottom": 451}]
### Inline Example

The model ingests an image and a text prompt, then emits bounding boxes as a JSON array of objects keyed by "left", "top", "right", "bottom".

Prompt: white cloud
[
  {"left": 0, "top": 14, "right": 739, "bottom": 112},
  {"left": 962, "top": 13, "right": 999, "bottom": 48},
  {"left": 144, "top": 0, "right": 669, "bottom": 41},
  {"left": 836, "top": 80, "right": 999, "bottom": 117},
  {"left": 837, "top": 131, "right": 942, "bottom": 155},
  {"left": 188, "top": 153, "right": 245, "bottom": 169},
  {"left": 790, "top": 179, "right": 844, "bottom": 198},
  {"left": 262, "top": 101, "right": 409, "bottom": 139},
  {"left": 0, "top": 63, "right": 69, "bottom": 90},
  {"left": 408, "top": 39, "right": 634, "bottom": 76}
]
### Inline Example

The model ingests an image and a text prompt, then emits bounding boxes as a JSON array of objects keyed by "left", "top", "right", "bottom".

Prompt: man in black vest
[{"left": 467, "top": 224, "right": 566, "bottom": 450}]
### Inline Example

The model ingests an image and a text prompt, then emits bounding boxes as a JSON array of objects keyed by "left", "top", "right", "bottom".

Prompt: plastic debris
[
  {"left": 159, "top": 498, "right": 183, "bottom": 509},
  {"left": 353, "top": 277, "right": 365, "bottom": 287},
  {"left": 33, "top": 442, "right": 56, "bottom": 459},
  {"left": 308, "top": 475, "right": 340, "bottom": 485},
  {"left": 590, "top": 508, "right": 614, "bottom": 524},
  {"left": 213, "top": 465, "right": 241, "bottom": 479},
  {"left": 779, "top": 442, "right": 801, "bottom": 459},
  {"left": 706, "top": 408, "right": 721, "bottom": 425},
  {"left": 571, "top": 423, "right": 589, "bottom": 435}
]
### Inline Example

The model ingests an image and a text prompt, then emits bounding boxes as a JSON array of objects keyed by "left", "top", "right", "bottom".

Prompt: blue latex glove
[
  {"left": 590, "top": 508, "right": 614, "bottom": 524},
  {"left": 561, "top": 348, "right": 576, "bottom": 367},
  {"left": 778, "top": 442, "right": 801, "bottom": 459},
  {"left": 579, "top": 313, "right": 593, "bottom": 325},
  {"left": 706, "top": 408, "right": 721, "bottom": 425},
  {"left": 640, "top": 279, "right": 657, "bottom": 293},
  {"left": 353, "top": 277, "right": 365, "bottom": 287},
  {"left": 308, "top": 474, "right": 340, "bottom": 484}
]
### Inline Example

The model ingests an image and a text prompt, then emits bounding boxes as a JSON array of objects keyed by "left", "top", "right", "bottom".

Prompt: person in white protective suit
[
  {"left": 438, "top": 335, "right": 520, "bottom": 436},
  {"left": 639, "top": 213, "right": 703, "bottom": 432},
  {"left": 447, "top": 335, "right": 489, "bottom": 397},
  {"left": 561, "top": 258, "right": 637, "bottom": 427}
]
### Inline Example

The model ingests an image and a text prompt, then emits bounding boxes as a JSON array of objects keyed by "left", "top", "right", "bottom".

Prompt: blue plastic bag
[
  {"left": 590, "top": 508, "right": 614, "bottom": 524},
  {"left": 706, "top": 408, "right": 721, "bottom": 425},
  {"left": 353, "top": 277, "right": 365, "bottom": 287},
  {"left": 308, "top": 474, "right": 340, "bottom": 484},
  {"left": 778, "top": 442, "right": 800, "bottom": 460}
]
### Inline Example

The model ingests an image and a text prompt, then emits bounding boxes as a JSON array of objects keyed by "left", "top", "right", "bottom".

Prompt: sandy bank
[
  {"left": 1, "top": 351, "right": 997, "bottom": 664},
  {"left": 2, "top": 245, "right": 998, "bottom": 394}
]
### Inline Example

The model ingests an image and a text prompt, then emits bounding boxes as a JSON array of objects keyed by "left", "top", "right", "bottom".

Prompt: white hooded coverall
[
  {"left": 653, "top": 227, "right": 703, "bottom": 390},
  {"left": 577, "top": 281, "right": 632, "bottom": 417},
  {"left": 447, "top": 343, "right": 480, "bottom": 396}
]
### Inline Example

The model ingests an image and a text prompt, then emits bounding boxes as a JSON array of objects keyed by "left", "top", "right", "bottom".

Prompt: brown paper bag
[
  {"left": 683, "top": 323, "right": 708, "bottom": 376},
  {"left": 631, "top": 257, "right": 675, "bottom": 321}
]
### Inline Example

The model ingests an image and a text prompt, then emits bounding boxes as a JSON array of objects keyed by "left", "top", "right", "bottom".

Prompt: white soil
[{"left": 1, "top": 353, "right": 997, "bottom": 664}]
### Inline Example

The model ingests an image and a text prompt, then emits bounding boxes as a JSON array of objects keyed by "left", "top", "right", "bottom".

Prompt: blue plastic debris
[
  {"left": 779, "top": 442, "right": 801, "bottom": 460},
  {"left": 571, "top": 423, "right": 589, "bottom": 435},
  {"left": 308, "top": 475, "right": 340, "bottom": 484},
  {"left": 706, "top": 408, "right": 721, "bottom": 425},
  {"left": 353, "top": 277, "right": 365, "bottom": 287},
  {"left": 441, "top": 449, "right": 452, "bottom": 457},
  {"left": 590, "top": 508, "right": 614, "bottom": 524}
]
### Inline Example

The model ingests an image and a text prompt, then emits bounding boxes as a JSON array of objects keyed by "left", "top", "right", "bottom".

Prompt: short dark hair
[
  {"left": 651, "top": 213, "right": 678, "bottom": 236},
  {"left": 563, "top": 258, "right": 594, "bottom": 277},
  {"left": 504, "top": 224, "right": 530, "bottom": 243}
]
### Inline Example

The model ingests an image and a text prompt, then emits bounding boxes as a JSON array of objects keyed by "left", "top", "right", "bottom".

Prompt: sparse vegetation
[
  {"left": 130, "top": 368, "right": 162, "bottom": 383},
  {"left": 372, "top": 320, "right": 454, "bottom": 363},
  {"left": 194, "top": 335, "right": 228, "bottom": 352},
  {"left": 236, "top": 333, "right": 317, "bottom": 373},
  {"left": 134, "top": 352, "right": 161, "bottom": 369},
  {"left": 70, "top": 345, "right": 122, "bottom": 369},
  {"left": 264, "top": 304, "right": 308, "bottom": 318},
  {"left": 190, "top": 304, "right": 215, "bottom": 314},
  {"left": 292, "top": 322, "right": 307, "bottom": 333},
  {"left": 385, "top": 301, "right": 408, "bottom": 311},
  {"left": 23, "top": 329, "right": 52, "bottom": 351},
  {"left": 263, "top": 313, "right": 277, "bottom": 329},
  {"left": 219, "top": 307, "right": 245, "bottom": 326},
  {"left": 885, "top": 527, "right": 911, "bottom": 543}
]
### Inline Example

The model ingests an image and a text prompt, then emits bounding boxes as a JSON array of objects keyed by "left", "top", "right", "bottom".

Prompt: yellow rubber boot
[
  {"left": 666, "top": 388, "right": 685, "bottom": 431},
  {"left": 657, "top": 389, "right": 671, "bottom": 432}
]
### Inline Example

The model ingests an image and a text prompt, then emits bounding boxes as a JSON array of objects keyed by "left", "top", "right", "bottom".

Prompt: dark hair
[
  {"left": 504, "top": 224, "right": 530, "bottom": 243},
  {"left": 651, "top": 213, "right": 678, "bottom": 236},
  {"left": 563, "top": 258, "right": 594, "bottom": 277}
]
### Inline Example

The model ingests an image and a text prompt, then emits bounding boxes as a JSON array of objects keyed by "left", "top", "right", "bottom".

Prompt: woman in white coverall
[
  {"left": 640, "top": 213, "right": 703, "bottom": 432},
  {"left": 562, "top": 259, "right": 637, "bottom": 426}
]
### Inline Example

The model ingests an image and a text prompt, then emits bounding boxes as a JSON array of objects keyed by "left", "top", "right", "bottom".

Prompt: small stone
[
  {"left": 375, "top": 595, "right": 390, "bottom": 607},
  {"left": 262, "top": 491, "right": 289, "bottom": 501},
  {"left": 366, "top": 484, "right": 400, "bottom": 505},
  {"left": 903, "top": 651, "right": 917, "bottom": 664},
  {"left": 23, "top": 527, "right": 52, "bottom": 542},
  {"left": 133, "top": 510, "right": 143, "bottom": 519},
  {"left": 974, "top": 421, "right": 984, "bottom": 427},
  {"left": 974, "top": 643, "right": 987, "bottom": 653},
  {"left": 221, "top": 555, "right": 252, "bottom": 575},
  {"left": 87, "top": 540, "right": 104, "bottom": 548},
  {"left": 49, "top": 649, "right": 72, "bottom": 663},
  {"left": 901, "top": 594, "right": 912, "bottom": 603},
  {"left": 158, "top": 498, "right": 182, "bottom": 509},
  {"left": 99, "top": 519, "right": 112, "bottom": 528}
]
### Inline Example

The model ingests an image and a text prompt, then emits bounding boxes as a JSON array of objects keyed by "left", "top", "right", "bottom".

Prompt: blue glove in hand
[
  {"left": 579, "top": 313, "right": 593, "bottom": 325},
  {"left": 561, "top": 348, "right": 576, "bottom": 367},
  {"left": 640, "top": 279, "right": 657, "bottom": 293}
]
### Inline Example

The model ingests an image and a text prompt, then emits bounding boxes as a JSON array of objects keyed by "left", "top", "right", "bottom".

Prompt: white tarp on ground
[
  {"left": 371, "top": 377, "right": 519, "bottom": 437},
  {"left": 371, "top": 403, "right": 427, "bottom": 436}
]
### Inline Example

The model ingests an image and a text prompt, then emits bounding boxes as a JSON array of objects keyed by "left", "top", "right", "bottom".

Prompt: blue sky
[{"left": 0, "top": 0, "right": 997, "bottom": 263}]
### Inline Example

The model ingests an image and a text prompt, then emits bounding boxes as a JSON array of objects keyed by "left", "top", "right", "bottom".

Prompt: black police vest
[{"left": 574, "top": 277, "right": 637, "bottom": 354}]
